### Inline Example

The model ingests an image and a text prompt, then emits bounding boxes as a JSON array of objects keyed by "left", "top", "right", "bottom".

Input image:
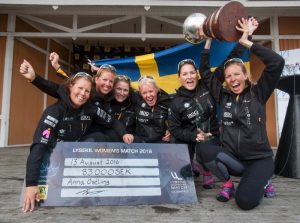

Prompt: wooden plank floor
[{"left": 0, "top": 146, "right": 299, "bottom": 223}]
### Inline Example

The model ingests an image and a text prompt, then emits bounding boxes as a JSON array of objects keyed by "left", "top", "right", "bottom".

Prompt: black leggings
[
  {"left": 80, "top": 131, "right": 110, "bottom": 142},
  {"left": 81, "top": 128, "right": 123, "bottom": 142},
  {"left": 195, "top": 138, "right": 220, "bottom": 171},
  {"left": 197, "top": 144, "right": 274, "bottom": 210},
  {"left": 171, "top": 137, "right": 220, "bottom": 172}
]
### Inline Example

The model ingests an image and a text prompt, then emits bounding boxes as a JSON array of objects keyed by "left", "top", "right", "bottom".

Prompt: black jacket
[
  {"left": 168, "top": 82, "right": 219, "bottom": 143},
  {"left": 110, "top": 97, "right": 136, "bottom": 134},
  {"left": 31, "top": 74, "right": 127, "bottom": 137},
  {"left": 26, "top": 85, "right": 113, "bottom": 186},
  {"left": 200, "top": 43, "right": 285, "bottom": 160},
  {"left": 169, "top": 41, "right": 250, "bottom": 144},
  {"left": 131, "top": 90, "right": 171, "bottom": 143}
]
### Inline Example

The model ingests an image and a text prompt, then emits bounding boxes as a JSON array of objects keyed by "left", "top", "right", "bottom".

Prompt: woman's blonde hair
[
  {"left": 224, "top": 60, "right": 253, "bottom": 88},
  {"left": 138, "top": 75, "right": 159, "bottom": 90},
  {"left": 64, "top": 72, "right": 94, "bottom": 100},
  {"left": 95, "top": 64, "right": 117, "bottom": 78}
]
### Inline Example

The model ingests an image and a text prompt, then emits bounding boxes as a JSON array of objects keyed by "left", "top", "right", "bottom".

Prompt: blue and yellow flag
[{"left": 93, "top": 41, "right": 249, "bottom": 94}]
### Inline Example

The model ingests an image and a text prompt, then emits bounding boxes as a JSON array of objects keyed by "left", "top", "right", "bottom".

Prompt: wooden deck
[{"left": 0, "top": 146, "right": 299, "bottom": 223}]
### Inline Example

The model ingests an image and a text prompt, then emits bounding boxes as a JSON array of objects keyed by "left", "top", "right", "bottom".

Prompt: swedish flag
[{"left": 93, "top": 40, "right": 249, "bottom": 94}]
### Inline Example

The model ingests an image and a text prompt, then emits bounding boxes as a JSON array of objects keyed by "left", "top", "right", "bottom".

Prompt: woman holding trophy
[
  {"left": 170, "top": 8, "right": 259, "bottom": 190},
  {"left": 198, "top": 18, "right": 284, "bottom": 210}
]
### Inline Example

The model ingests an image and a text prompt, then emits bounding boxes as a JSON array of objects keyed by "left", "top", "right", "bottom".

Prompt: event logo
[
  {"left": 169, "top": 170, "right": 189, "bottom": 194},
  {"left": 170, "top": 171, "right": 183, "bottom": 181}
]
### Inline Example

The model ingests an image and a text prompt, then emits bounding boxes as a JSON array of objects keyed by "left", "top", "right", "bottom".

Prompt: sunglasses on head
[
  {"left": 177, "top": 59, "right": 196, "bottom": 72},
  {"left": 99, "top": 64, "right": 117, "bottom": 73},
  {"left": 224, "top": 58, "right": 244, "bottom": 69},
  {"left": 116, "top": 75, "right": 131, "bottom": 82},
  {"left": 138, "top": 75, "right": 154, "bottom": 82},
  {"left": 72, "top": 72, "right": 92, "bottom": 80}
]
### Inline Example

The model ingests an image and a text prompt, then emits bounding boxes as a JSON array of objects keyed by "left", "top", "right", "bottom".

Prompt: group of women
[{"left": 21, "top": 17, "right": 284, "bottom": 212}]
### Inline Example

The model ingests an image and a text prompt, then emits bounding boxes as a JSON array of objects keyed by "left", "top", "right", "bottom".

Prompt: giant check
[{"left": 21, "top": 142, "right": 197, "bottom": 206}]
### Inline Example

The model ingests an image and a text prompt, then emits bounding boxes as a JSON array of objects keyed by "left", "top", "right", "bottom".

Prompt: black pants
[
  {"left": 81, "top": 124, "right": 122, "bottom": 142},
  {"left": 170, "top": 137, "right": 195, "bottom": 162},
  {"left": 197, "top": 144, "right": 274, "bottom": 210},
  {"left": 171, "top": 137, "right": 219, "bottom": 171},
  {"left": 195, "top": 137, "right": 220, "bottom": 164},
  {"left": 80, "top": 131, "right": 110, "bottom": 142},
  {"left": 134, "top": 135, "right": 165, "bottom": 143}
]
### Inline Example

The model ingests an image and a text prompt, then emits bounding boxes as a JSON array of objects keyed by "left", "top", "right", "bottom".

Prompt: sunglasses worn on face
[
  {"left": 177, "top": 59, "right": 196, "bottom": 72},
  {"left": 99, "top": 64, "right": 117, "bottom": 73},
  {"left": 224, "top": 58, "right": 244, "bottom": 69}
]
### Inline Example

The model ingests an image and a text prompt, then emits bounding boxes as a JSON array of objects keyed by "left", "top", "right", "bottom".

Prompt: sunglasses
[
  {"left": 72, "top": 72, "right": 92, "bottom": 80},
  {"left": 138, "top": 75, "right": 154, "bottom": 82},
  {"left": 177, "top": 59, "right": 196, "bottom": 72},
  {"left": 224, "top": 58, "right": 244, "bottom": 69},
  {"left": 116, "top": 75, "right": 131, "bottom": 82},
  {"left": 99, "top": 64, "right": 117, "bottom": 73}
]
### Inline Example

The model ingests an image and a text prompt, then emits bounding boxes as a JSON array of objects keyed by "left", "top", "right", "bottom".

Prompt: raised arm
[
  {"left": 20, "top": 59, "right": 60, "bottom": 98},
  {"left": 49, "top": 52, "right": 71, "bottom": 79},
  {"left": 19, "top": 59, "right": 36, "bottom": 82},
  {"left": 208, "top": 17, "right": 259, "bottom": 82},
  {"left": 199, "top": 41, "right": 223, "bottom": 103},
  {"left": 31, "top": 75, "right": 60, "bottom": 98},
  {"left": 237, "top": 18, "right": 285, "bottom": 103},
  {"left": 87, "top": 59, "right": 100, "bottom": 73}
]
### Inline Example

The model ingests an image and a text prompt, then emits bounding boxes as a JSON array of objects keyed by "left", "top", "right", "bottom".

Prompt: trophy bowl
[
  {"left": 183, "top": 13, "right": 207, "bottom": 44},
  {"left": 183, "top": 1, "right": 248, "bottom": 43}
]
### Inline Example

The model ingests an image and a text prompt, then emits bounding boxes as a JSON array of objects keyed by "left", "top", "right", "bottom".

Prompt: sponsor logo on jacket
[
  {"left": 81, "top": 115, "right": 91, "bottom": 121},
  {"left": 187, "top": 110, "right": 199, "bottom": 119},
  {"left": 40, "top": 128, "right": 51, "bottom": 144},
  {"left": 44, "top": 115, "right": 58, "bottom": 127},
  {"left": 139, "top": 110, "right": 149, "bottom": 117},
  {"left": 58, "top": 129, "right": 66, "bottom": 137},
  {"left": 63, "top": 116, "right": 74, "bottom": 121},
  {"left": 225, "top": 102, "right": 232, "bottom": 109},
  {"left": 223, "top": 112, "right": 232, "bottom": 118},
  {"left": 97, "top": 107, "right": 112, "bottom": 122},
  {"left": 184, "top": 102, "right": 190, "bottom": 108}
]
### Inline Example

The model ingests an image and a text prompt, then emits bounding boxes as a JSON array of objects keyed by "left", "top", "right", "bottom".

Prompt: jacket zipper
[
  {"left": 234, "top": 95, "right": 241, "bottom": 156},
  {"left": 258, "top": 117, "right": 263, "bottom": 141}
]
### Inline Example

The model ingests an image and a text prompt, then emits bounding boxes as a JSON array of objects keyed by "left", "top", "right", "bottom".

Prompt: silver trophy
[
  {"left": 194, "top": 98, "right": 212, "bottom": 142},
  {"left": 183, "top": 1, "right": 248, "bottom": 43},
  {"left": 183, "top": 13, "right": 207, "bottom": 44}
]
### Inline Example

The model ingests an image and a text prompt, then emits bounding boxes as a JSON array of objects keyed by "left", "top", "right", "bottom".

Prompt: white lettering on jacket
[
  {"left": 81, "top": 115, "right": 91, "bottom": 121},
  {"left": 223, "top": 112, "right": 232, "bottom": 118},
  {"left": 139, "top": 110, "right": 149, "bottom": 117},
  {"left": 187, "top": 110, "right": 199, "bottom": 119}
]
